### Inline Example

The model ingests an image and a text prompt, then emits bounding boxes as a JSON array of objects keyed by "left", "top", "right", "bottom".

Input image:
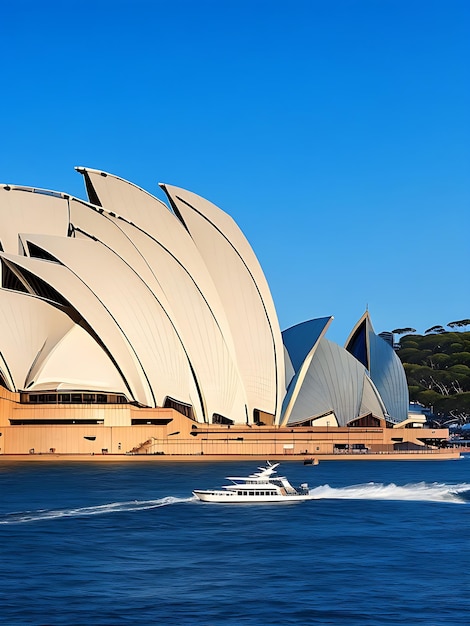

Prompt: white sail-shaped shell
[
  {"left": 0, "top": 252, "right": 156, "bottom": 407},
  {"left": 285, "top": 338, "right": 367, "bottom": 426},
  {"left": 15, "top": 233, "right": 202, "bottom": 414},
  {"left": 0, "top": 186, "right": 69, "bottom": 254},
  {"left": 346, "top": 311, "right": 409, "bottom": 422},
  {"left": 0, "top": 289, "right": 127, "bottom": 394},
  {"left": 68, "top": 196, "right": 247, "bottom": 423},
  {"left": 161, "top": 184, "right": 286, "bottom": 423}
]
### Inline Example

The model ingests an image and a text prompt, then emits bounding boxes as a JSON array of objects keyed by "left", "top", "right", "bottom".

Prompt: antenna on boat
[{"left": 258, "top": 461, "right": 279, "bottom": 474}]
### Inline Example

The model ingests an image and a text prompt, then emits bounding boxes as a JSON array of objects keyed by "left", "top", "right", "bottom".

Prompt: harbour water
[{"left": 1, "top": 458, "right": 469, "bottom": 625}]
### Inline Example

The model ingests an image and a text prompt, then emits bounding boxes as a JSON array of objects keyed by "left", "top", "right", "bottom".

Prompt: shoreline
[{"left": 0, "top": 450, "right": 461, "bottom": 462}]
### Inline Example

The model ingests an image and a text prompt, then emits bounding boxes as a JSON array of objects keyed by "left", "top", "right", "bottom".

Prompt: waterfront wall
[
  {"left": 0, "top": 391, "right": 452, "bottom": 459},
  {"left": 0, "top": 421, "right": 451, "bottom": 458}
]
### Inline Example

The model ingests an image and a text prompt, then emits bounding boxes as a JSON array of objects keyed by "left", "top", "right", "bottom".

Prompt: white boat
[{"left": 193, "top": 461, "right": 314, "bottom": 503}]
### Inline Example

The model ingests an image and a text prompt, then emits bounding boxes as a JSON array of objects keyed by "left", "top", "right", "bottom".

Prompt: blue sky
[{"left": 1, "top": 0, "right": 468, "bottom": 344}]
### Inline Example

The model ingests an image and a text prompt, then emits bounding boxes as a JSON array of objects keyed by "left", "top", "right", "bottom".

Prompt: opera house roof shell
[{"left": 0, "top": 169, "right": 408, "bottom": 427}]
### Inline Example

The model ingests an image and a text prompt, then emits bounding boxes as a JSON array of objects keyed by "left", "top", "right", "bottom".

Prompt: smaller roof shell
[{"left": 346, "top": 311, "right": 408, "bottom": 422}]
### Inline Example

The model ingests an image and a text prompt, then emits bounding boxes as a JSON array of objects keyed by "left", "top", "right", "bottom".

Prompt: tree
[
  {"left": 400, "top": 338, "right": 419, "bottom": 346},
  {"left": 416, "top": 389, "right": 441, "bottom": 407},
  {"left": 425, "top": 325, "right": 446, "bottom": 334},
  {"left": 396, "top": 347, "right": 422, "bottom": 364},
  {"left": 392, "top": 327, "right": 416, "bottom": 335},
  {"left": 408, "top": 385, "right": 422, "bottom": 401},
  {"left": 434, "top": 393, "right": 470, "bottom": 423},
  {"left": 447, "top": 366, "right": 470, "bottom": 392},
  {"left": 449, "top": 352, "right": 470, "bottom": 368},
  {"left": 449, "top": 364, "right": 470, "bottom": 376},
  {"left": 429, "top": 353, "right": 450, "bottom": 369},
  {"left": 397, "top": 328, "right": 470, "bottom": 419},
  {"left": 448, "top": 319, "right": 470, "bottom": 330}
]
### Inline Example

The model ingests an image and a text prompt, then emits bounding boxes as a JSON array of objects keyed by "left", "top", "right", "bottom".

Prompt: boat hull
[{"left": 192, "top": 490, "right": 313, "bottom": 503}]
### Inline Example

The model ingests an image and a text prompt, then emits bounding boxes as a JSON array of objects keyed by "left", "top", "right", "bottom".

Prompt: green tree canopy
[
  {"left": 408, "top": 385, "right": 422, "bottom": 401},
  {"left": 425, "top": 325, "right": 446, "bottom": 334},
  {"left": 397, "top": 329, "right": 470, "bottom": 420},
  {"left": 392, "top": 327, "right": 416, "bottom": 335},
  {"left": 448, "top": 319, "right": 470, "bottom": 329},
  {"left": 397, "top": 348, "right": 422, "bottom": 363},
  {"left": 399, "top": 338, "right": 419, "bottom": 349},
  {"left": 434, "top": 393, "right": 470, "bottom": 420},
  {"left": 416, "top": 389, "right": 442, "bottom": 407},
  {"left": 449, "top": 365, "right": 470, "bottom": 375},
  {"left": 429, "top": 353, "right": 450, "bottom": 369},
  {"left": 449, "top": 352, "right": 470, "bottom": 367}
]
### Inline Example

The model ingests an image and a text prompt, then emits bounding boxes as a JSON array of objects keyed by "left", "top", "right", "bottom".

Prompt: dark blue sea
[{"left": 1, "top": 458, "right": 469, "bottom": 625}]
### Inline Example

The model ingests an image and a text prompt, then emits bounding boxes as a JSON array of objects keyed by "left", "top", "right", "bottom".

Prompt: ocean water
[{"left": 1, "top": 458, "right": 469, "bottom": 625}]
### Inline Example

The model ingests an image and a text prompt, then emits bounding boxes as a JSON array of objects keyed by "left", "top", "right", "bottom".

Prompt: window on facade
[
  {"left": 22, "top": 392, "right": 127, "bottom": 406},
  {"left": 212, "top": 413, "right": 234, "bottom": 425},
  {"left": 84, "top": 173, "right": 102, "bottom": 207},
  {"left": 1, "top": 261, "right": 28, "bottom": 293},
  {"left": 27, "top": 243, "right": 62, "bottom": 264},
  {"left": 349, "top": 414, "right": 380, "bottom": 428},
  {"left": 346, "top": 323, "right": 368, "bottom": 369},
  {"left": 15, "top": 266, "right": 70, "bottom": 306},
  {"left": 164, "top": 397, "right": 194, "bottom": 419},
  {"left": 131, "top": 418, "right": 173, "bottom": 425},
  {"left": 10, "top": 419, "right": 103, "bottom": 425},
  {"left": 0, "top": 370, "right": 9, "bottom": 390}
]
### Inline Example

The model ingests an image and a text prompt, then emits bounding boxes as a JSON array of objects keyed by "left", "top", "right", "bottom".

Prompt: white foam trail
[
  {"left": 309, "top": 482, "right": 470, "bottom": 504},
  {"left": 0, "top": 496, "right": 195, "bottom": 524}
]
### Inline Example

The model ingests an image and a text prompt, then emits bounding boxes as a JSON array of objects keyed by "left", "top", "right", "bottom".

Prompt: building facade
[{"left": 0, "top": 169, "right": 451, "bottom": 457}]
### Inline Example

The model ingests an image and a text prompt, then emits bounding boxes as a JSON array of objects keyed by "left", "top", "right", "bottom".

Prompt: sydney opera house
[{"left": 0, "top": 169, "right": 452, "bottom": 458}]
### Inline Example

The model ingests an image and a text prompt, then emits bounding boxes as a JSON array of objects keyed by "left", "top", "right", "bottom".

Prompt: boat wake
[
  {"left": 0, "top": 496, "right": 194, "bottom": 524},
  {"left": 309, "top": 482, "right": 470, "bottom": 504}
]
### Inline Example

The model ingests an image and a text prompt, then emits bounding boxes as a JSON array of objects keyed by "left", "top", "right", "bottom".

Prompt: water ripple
[
  {"left": 309, "top": 481, "right": 470, "bottom": 503},
  {"left": 0, "top": 496, "right": 195, "bottom": 524}
]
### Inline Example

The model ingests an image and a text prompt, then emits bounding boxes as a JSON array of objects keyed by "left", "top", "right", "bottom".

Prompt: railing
[{"left": 136, "top": 437, "right": 454, "bottom": 457}]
